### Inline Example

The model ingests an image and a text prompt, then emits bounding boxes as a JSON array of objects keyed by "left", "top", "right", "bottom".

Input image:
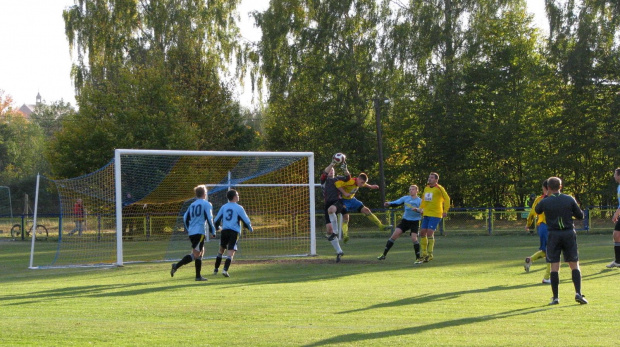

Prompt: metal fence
[
  {"left": 316, "top": 206, "right": 617, "bottom": 238},
  {"left": 1, "top": 207, "right": 616, "bottom": 240}
]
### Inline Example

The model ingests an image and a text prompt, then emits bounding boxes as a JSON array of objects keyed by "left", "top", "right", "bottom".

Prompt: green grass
[{"left": 1, "top": 234, "right": 619, "bottom": 346}]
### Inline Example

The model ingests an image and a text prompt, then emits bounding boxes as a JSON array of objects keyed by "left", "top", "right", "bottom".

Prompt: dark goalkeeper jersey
[
  {"left": 320, "top": 172, "right": 350, "bottom": 203},
  {"left": 534, "top": 193, "right": 583, "bottom": 231}
]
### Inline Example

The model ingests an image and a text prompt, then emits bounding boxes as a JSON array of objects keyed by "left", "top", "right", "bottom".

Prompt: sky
[{"left": 0, "top": 0, "right": 546, "bottom": 109}]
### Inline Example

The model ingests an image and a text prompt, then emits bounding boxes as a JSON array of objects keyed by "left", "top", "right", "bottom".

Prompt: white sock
[
  {"left": 328, "top": 213, "right": 339, "bottom": 235},
  {"left": 330, "top": 237, "right": 343, "bottom": 254}
]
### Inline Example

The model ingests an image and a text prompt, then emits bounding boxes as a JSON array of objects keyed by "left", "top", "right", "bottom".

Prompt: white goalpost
[{"left": 30, "top": 149, "right": 316, "bottom": 269}]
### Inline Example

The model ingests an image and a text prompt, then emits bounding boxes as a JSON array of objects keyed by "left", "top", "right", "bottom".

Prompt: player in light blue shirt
[
  {"left": 378, "top": 184, "right": 423, "bottom": 261},
  {"left": 213, "top": 189, "right": 253, "bottom": 277},
  {"left": 170, "top": 185, "right": 215, "bottom": 281},
  {"left": 607, "top": 168, "right": 620, "bottom": 268}
]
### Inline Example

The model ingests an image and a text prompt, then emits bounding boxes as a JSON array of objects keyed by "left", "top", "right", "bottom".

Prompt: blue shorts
[
  {"left": 342, "top": 198, "right": 364, "bottom": 213},
  {"left": 537, "top": 223, "right": 548, "bottom": 251},
  {"left": 421, "top": 216, "right": 442, "bottom": 231}
]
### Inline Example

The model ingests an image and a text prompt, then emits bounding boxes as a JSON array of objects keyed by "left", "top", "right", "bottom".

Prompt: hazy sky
[{"left": 0, "top": 0, "right": 546, "bottom": 109}]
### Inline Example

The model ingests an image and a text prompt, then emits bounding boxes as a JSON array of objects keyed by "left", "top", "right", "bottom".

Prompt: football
[{"left": 332, "top": 153, "right": 346, "bottom": 164}]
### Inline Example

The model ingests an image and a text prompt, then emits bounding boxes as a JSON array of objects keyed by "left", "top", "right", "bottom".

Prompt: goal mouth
[{"left": 30, "top": 150, "right": 317, "bottom": 269}]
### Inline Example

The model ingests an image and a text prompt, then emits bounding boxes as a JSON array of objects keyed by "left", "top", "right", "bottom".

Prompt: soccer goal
[{"left": 30, "top": 149, "right": 316, "bottom": 268}]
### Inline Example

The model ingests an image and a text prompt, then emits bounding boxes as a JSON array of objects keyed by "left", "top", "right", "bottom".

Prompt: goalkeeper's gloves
[
  {"left": 340, "top": 162, "right": 348, "bottom": 171},
  {"left": 330, "top": 159, "right": 338, "bottom": 166}
]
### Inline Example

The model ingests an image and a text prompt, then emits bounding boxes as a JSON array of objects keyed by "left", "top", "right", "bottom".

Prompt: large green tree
[
  {"left": 0, "top": 91, "right": 47, "bottom": 186},
  {"left": 257, "top": 0, "right": 384, "bottom": 178},
  {"left": 543, "top": 0, "right": 620, "bottom": 206},
  {"left": 381, "top": 0, "right": 548, "bottom": 207},
  {"left": 50, "top": 0, "right": 256, "bottom": 178}
]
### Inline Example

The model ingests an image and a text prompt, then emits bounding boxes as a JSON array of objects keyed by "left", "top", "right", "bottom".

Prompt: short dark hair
[
  {"left": 358, "top": 173, "right": 368, "bottom": 183},
  {"left": 226, "top": 189, "right": 238, "bottom": 201},
  {"left": 542, "top": 179, "right": 548, "bottom": 189},
  {"left": 430, "top": 172, "right": 439, "bottom": 180},
  {"left": 548, "top": 177, "right": 561, "bottom": 190},
  {"left": 615, "top": 168, "right": 620, "bottom": 176},
  {"left": 194, "top": 185, "right": 207, "bottom": 198}
]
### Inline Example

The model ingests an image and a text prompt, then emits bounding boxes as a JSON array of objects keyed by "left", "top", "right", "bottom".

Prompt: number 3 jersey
[{"left": 214, "top": 202, "right": 253, "bottom": 233}]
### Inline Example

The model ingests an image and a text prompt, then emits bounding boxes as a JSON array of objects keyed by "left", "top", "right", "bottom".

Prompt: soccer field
[{"left": 1, "top": 234, "right": 618, "bottom": 346}]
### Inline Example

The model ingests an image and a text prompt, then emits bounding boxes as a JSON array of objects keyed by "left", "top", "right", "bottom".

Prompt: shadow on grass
[
  {"left": 0, "top": 280, "right": 211, "bottom": 305},
  {"left": 337, "top": 283, "right": 539, "bottom": 314},
  {"left": 304, "top": 306, "right": 552, "bottom": 347}
]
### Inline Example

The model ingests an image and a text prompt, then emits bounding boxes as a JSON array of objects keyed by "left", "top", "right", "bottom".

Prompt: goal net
[{"left": 30, "top": 150, "right": 316, "bottom": 268}]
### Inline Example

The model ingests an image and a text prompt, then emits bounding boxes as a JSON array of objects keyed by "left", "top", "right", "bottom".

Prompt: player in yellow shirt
[
  {"left": 524, "top": 179, "right": 551, "bottom": 284},
  {"left": 335, "top": 172, "right": 391, "bottom": 242},
  {"left": 415, "top": 172, "right": 450, "bottom": 264}
]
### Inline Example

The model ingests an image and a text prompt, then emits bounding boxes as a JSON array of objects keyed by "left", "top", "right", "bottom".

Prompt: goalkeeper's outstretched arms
[{"left": 321, "top": 161, "right": 338, "bottom": 183}]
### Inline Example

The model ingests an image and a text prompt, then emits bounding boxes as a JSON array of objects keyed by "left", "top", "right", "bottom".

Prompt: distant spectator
[{"left": 69, "top": 199, "right": 85, "bottom": 236}]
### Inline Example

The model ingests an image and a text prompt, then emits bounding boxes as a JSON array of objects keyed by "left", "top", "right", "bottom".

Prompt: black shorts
[
  {"left": 546, "top": 230, "right": 579, "bottom": 263},
  {"left": 220, "top": 229, "right": 239, "bottom": 251},
  {"left": 397, "top": 219, "right": 420, "bottom": 235},
  {"left": 323, "top": 200, "right": 348, "bottom": 224},
  {"left": 189, "top": 234, "right": 205, "bottom": 252},
  {"left": 614, "top": 219, "right": 620, "bottom": 232}
]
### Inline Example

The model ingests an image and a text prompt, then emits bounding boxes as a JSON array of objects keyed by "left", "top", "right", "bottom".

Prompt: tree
[
  {"left": 54, "top": 0, "right": 256, "bottom": 178},
  {"left": 380, "top": 0, "right": 549, "bottom": 207},
  {"left": 256, "top": 0, "right": 384, "bottom": 192},
  {"left": 29, "top": 99, "right": 76, "bottom": 138},
  {"left": 543, "top": 0, "right": 620, "bottom": 206},
  {"left": 0, "top": 90, "right": 47, "bottom": 184}
]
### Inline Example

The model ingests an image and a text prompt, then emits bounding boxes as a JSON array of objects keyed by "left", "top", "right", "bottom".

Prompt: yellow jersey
[
  {"left": 526, "top": 194, "right": 547, "bottom": 227},
  {"left": 335, "top": 178, "right": 366, "bottom": 200},
  {"left": 420, "top": 184, "right": 450, "bottom": 218}
]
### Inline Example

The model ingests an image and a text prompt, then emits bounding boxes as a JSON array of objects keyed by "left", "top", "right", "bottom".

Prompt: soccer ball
[{"left": 332, "top": 153, "right": 346, "bottom": 164}]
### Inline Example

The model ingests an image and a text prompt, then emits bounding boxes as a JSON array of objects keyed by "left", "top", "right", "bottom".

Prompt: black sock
[
  {"left": 550, "top": 271, "right": 559, "bottom": 298},
  {"left": 383, "top": 239, "right": 395, "bottom": 255},
  {"left": 176, "top": 254, "right": 193, "bottom": 269},
  {"left": 195, "top": 259, "right": 202, "bottom": 278},
  {"left": 615, "top": 244, "right": 620, "bottom": 263},
  {"left": 571, "top": 269, "right": 582, "bottom": 295},
  {"left": 414, "top": 242, "right": 420, "bottom": 259},
  {"left": 224, "top": 257, "right": 232, "bottom": 271},
  {"left": 214, "top": 254, "right": 222, "bottom": 271}
]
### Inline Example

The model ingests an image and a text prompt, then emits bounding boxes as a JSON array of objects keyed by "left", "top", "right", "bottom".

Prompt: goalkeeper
[
  {"left": 320, "top": 158, "right": 350, "bottom": 262},
  {"left": 170, "top": 185, "right": 216, "bottom": 281}
]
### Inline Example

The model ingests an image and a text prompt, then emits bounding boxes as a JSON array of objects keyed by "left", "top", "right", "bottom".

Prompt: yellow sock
[
  {"left": 531, "top": 250, "right": 545, "bottom": 262},
  {"left": 420, "top": 236, "right": 428, "bottom": 256},
  {"left": 544, "top": 263, "right": 551, "bottom": 280},
  {"left": 342, "top": 223, "right": 349, "bottom": 243},
  {"left": 366, "top": 213, "right": 383, "bottom": 228},
  {"left": 428, "top": 237, "right": 435, "bottom": 254}
]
